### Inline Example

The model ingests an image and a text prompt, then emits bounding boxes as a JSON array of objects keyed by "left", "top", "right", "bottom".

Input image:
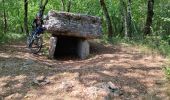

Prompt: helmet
[{"left": 36, "top": 12, "right": 42, "bottom": 18}]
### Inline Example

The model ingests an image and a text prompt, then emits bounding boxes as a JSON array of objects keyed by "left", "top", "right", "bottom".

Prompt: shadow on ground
[{"left": 0, "top": 41, "right": 168, "bottom": 100}]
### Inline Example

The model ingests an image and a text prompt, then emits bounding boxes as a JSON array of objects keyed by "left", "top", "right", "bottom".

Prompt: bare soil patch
[{"left": 0, "top": 41, "right": 169, "bottom": 100}]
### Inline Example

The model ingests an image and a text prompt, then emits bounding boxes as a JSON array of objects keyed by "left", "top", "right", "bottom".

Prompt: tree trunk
[
  {"left": 67, "top": 0, "right": 72, "bottom": 12},
  {"left": 61, "top": 0, "right": 65, "bottom": 11},
  {"left": 144, "top": 0, "right": 154, "bottom": 35},
  {"left": 24, "top": 0, "right": 29, "bottom": 35},
  {"left": 41, "top": 0, "right": 48, "bottom": 17},
  {"left": 120, "top": 0, "right": 133, "bottom": 38},
  {"left": 17, "top": 6, "right": 23, "bottom": 33},
  {"left": 99, "top": 0, "right": 113, "bottom": 38},
  {"left": 127, "top": 0, "right": 132, "bottom": 37},
  {"left": 2, "top": 0, "right": 7, "bottom": 33},
  {"left": 124, "top": 11, "right": 128, "bottom": 37},
  {"left": 120, "top": 0, "right": 128, "bottom": 37}
]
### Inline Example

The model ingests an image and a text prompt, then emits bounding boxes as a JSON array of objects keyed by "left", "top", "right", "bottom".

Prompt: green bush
[
  {"left": 164, "top": 67, "right": 170, "bottom": 79},
  {"left": 0, "top": 32, "right": 26, "bottom": 44}
]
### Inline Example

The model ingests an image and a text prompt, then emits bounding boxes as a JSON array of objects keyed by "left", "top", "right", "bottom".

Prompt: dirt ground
[{"left": 0, "top": 40, "right": 169, "bottom": 100}]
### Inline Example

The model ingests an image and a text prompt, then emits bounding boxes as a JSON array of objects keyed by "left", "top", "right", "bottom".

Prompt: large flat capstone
[{"left": 44, "top": 10, "right": 102, "bottom": 39}]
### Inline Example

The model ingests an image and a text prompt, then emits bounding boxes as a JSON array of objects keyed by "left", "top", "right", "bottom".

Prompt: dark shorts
[{"left": 32, "top": 27, "right": 44, "bottom": 36}]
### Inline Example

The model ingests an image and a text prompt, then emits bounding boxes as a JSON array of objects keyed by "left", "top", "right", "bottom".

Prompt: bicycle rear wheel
[{"left": 29, "top": 36, "right": 43, "bottom": 54}]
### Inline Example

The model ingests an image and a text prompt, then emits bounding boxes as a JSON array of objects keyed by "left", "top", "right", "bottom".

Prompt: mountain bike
[{"left": 27, "top": 28, "right": 44, "bottom": 54}]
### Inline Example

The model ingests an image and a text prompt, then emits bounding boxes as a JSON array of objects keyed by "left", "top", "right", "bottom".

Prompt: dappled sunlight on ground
[{"left": 0, "top": 41, "right": 169, "bottom": 100}]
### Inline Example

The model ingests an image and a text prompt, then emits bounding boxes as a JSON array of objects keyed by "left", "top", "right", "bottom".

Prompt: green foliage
[
  {"left": 107, "top": 35, "right": 170, "bottom": 58},
  {"left": 164, "top": 67, "right": 170, "bottom": 79},
  {"left": 142, "top": 36, "right": 170, "bottom": 57},
  {"left": 0, "top": 0, "right": 170, "bottom": 57},
  {"left": 0, "top": 32, "right": 25, "bottom": 44},
  {"left": 0, "top": 0, "right": 169, "bottom": 36}
]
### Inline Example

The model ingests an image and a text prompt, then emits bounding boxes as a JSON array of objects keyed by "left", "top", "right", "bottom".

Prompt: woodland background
[{"left": 0, "top": 0, "right": 170, "bottom": 59}]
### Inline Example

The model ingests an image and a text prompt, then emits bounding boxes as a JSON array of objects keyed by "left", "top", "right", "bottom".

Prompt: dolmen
[{"left": 44, "top": 10, "right": 102, "bottom": 59}]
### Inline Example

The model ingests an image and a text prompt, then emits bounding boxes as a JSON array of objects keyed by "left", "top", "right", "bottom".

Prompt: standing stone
[
  {"left": 49, "top": 36, "right": 57, "bottom": 59},
  {"left": 77, "top": 39, "right": 89, "bottom": 59}
]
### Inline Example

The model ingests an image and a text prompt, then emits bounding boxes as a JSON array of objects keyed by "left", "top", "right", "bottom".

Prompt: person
[{"left": 31, "top": 13, "right": 44, "bottom": 37}]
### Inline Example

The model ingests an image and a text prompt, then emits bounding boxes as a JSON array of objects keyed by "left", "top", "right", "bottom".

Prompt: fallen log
[{"left": 44, "top": 10, "right": 102, "bottom": 39}]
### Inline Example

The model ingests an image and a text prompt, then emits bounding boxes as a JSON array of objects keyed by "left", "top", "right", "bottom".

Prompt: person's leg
[{"left": 33, "top": 28, "right": 39, "bottom": 36}]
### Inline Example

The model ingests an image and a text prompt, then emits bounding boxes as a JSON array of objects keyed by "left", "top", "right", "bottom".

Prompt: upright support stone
[
  {"left": 77, "top": 39, "right": 89, "bottom": 59},
  {"left": 49, "top": 36, "right": 57, "bottom": 59}
]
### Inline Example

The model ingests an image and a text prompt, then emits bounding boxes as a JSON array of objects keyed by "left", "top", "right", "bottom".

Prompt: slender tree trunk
[
  {"left": 24, "top": 0, "right": 29, "bottom": 35},
  {"left": 17, "top": 5, "right": 23, "bottom": 33},
  {"left": 120, "top": 0, "right": 128, "bottom": 37},
  {"left": 61, "top": 0, "right": 65, "bottom": 11},
  {"left": 67, "top": 0, "right": 72, "bottom": 12},
  {"left": 2, "top": 0, "right": 7, "bottom": 33},
  {"left": 120, "top": 0, "right": 133, "bottom": 38},
  {"left": 124, "top": 12, "right": 128, "bottom": 37},
  {"left": 39, "top": 0, "right": 48, "bottom": 18},
  {"left": 60, "top": 0, "right": 71, "bottom": 12},
  {"left": 127, "top": 0, "right": 132, "bottom": 37},
  {"left": 39, "top": 0, "right": 43, "bottom": 14},
  {"left": 39, "top": 0, "right": 43, "bottom": 8},
  {"left": 127, "top": 0, "right": 138, "bottom": 36},
  {"left": 144, "top": 0, "right": 154, "bottom": 35},
  {"left": 99, "top": 0, "right": 114, "bottom": 38}
]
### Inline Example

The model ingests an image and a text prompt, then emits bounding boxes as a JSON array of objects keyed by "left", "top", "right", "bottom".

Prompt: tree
[
  {"left": 120, "top": 0, "right": 133, "bottom": 38},
  {"left": 144, "top": 0, "right": 154, "bottom": 35},
  {"left": 99, "top": 0, "right": 114, "bottom": 38},
  {"left": 24, "top": 0, "right": 29, "bottom": 35},
  {"left": 60, "top": 0, "right": 71, "bottom": 12},
  {"left": 0, "top": 0, "right": 169, "bottom": 41},
  {"left": 61, "top": 0, "right": 65, "bottom": 11},
  {"left": 127, "top": 0, "right": 132, "bottom": 37},
  {"left": 17, "top": 7, "right": 23, "bottom": 33},
  {"left": 120, "top": 0, "right": 128, "bottom": 37},
  {"left": 67, "top": 0, "right": 72, "bottom": 12},
  {"left": 2, "top": 0, "right": 7, "bottom": 33},
  {"left": 39, "top": 0, "right": 49, "bottom": 17}
]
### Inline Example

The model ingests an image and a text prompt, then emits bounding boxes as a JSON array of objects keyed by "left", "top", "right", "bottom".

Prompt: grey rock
[
  {"left": 48, "top": 37, "right": 57, "bottom": 59},
  {"left": 24, "top": 59, "right": 34, "bottom": 65},
  {"left": 33, "top": 76, "right": 50, "bottom": 86},
  {"left": 77, "top": 39, "right": 89, "bottom": 59},
  {"left": 59, "top": 80, "right": 74, "bottom": 92},
  {"left": 44, "top": 10, "right": 102, "bottom": 39},
  {"left": 91, "top": 82, "right": 123, "bottom": 99}
]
